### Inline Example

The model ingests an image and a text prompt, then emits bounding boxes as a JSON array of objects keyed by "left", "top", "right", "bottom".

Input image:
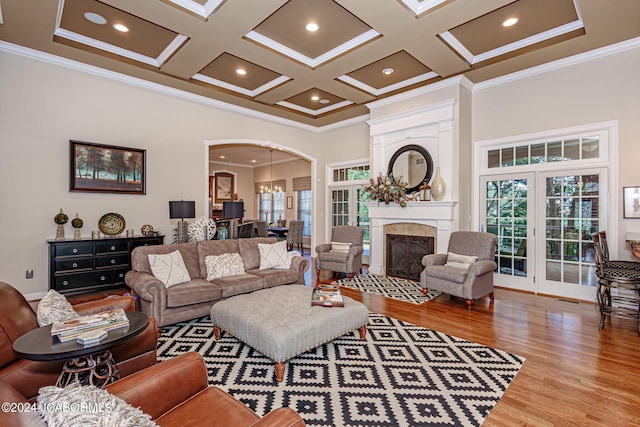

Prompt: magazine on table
[
  {"left": 311, "top": 287, "right": 344, "bottom": 307},
  {"left": 50, "top": 308, "right": 129, "bottom": 342}
]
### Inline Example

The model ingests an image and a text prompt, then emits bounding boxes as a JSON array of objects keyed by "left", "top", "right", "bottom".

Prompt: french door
[
  {"left": 330, "top": 185, "right": 371, "bottom": 262},
  {"left": 480, "top": 173, "right": 535, "bottom": 292},
  {"left": 535, "top": 169, "right": 603, "bottom": 300},
  {"left": 480, "top": 168, "right": 605, "bottom": 301}
]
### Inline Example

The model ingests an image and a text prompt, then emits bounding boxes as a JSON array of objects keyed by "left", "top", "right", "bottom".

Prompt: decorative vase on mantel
[{"left": 430, "top": 166, "right": 446, "bottom": 201}]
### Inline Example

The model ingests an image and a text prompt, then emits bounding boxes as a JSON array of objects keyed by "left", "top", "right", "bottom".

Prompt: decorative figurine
[
  {"left": 54, "top": 208, "right": 68, "bottom": 240},
  {"left": 71, "top": 213, "right": 83, "bottom": 240}
]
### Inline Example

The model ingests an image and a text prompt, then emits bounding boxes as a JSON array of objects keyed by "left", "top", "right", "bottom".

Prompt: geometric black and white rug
[
  {"left": 333, "top": 273, "right": 441, "bottom": 304},
  {"left": 158, "top": 313, "right": 525, "bottom": 426}
]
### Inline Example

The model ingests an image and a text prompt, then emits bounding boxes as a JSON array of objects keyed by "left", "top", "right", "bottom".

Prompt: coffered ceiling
[{"left": 0, "top": 0, "right": 638, "bottom": 128}]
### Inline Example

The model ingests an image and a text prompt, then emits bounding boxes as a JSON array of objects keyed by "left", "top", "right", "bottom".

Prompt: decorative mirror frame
[{"left": 387, "top": 144, "right": 433, "bottom": 194}]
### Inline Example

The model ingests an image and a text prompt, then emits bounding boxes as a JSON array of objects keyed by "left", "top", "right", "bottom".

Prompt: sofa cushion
[
  {"left": 209, "top": 274, "right": 263, "bottom": 298},
  {"left": 258, "top": 240, "right": 289, "bottom": 269},
  {"left": 36, "top": 290, "right": 78, "bottom": 327},
  {"left": 317, "top": 250, "right": 349, "bottom": 263},
  {"left": 238, "top": 237, "right": 278, "bottom": 271},
  {"left": 132, "top": 242, "right": 200, "bottom": 280},
  {"left": 246, "top": 269, "right": 299, "bottom": 288},
  {"left": 424, "top": 265, "right": 468, "bottom": 283},
  {"left": 205, "top": 253, "right": 246, "bottom": 280},
  {"left": 148, "top": 251, "right": 191, "bottom": 287},
  {"left": 166, "top": 279, "right": 222, "bottom": 308},
  {"left": 197, "top": 240, "right": 240, "bottom": 279}
]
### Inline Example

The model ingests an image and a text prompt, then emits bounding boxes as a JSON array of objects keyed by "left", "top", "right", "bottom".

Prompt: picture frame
[
  {"left": 214, "top": 173, "right": 234, "bottom": 203},
  {"left": 287, "top": 196, "right": 293, "bottom": 209},
  {"left": 623, "top": 186, "right": 640, "bottom": 218},
  {"left": 70, "top": 140, "right": 146, "bottom": 194}
]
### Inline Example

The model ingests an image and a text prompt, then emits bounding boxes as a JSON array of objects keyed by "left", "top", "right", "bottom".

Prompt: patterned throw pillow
[
  {"left": 37, "top": 289, "right": 79, "bottom": 327},
  {"left": 330, "top": 241, "right": 352, "bottom": 253},
  {"left": 38, "top": 382, "right": 157, "bottom": 427},
  {"left": 445, "top": 252, "right": 478, "bottom": 271},
  {"left": 258, "top": 240, "right": 289, "bottom": 269},
  {"left": 205, "top": 253, "right": 246, "bottom": 280},
  {"left": 148, "top": 250, "right": 191, "bottom": 288}
]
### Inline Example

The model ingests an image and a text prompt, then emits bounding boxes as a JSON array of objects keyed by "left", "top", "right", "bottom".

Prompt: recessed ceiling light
[
  {"left": 219, "top": 155, "right": 225, "bottom": 159},
  {"left": 319, "top": 99, "right": 330, "bottom": 104},
  {"left": 305, "top": 22, "right": 319, "bottom": 32},
  {"left": 113, "top": 23, "right": 129, "bottom": 32},
  {"left": 382, "top": 67, "right": 394, "bottom": 75},
  {"left": 84, "top": 12, "right": 106, "bottom": 25},
  {"left": 251, "top": 160, "right": 257, "bottom": 163},
  {"left": 311, "top": 95, "right": 320, "bottom": 101},
  {"left": 236, "top": 68, "right": 247, "bottom": 75},
  {"left": 502, "top": 17, "right": 518, "bottom": 27}
]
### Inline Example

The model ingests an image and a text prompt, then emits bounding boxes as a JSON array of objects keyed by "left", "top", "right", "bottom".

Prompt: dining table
[{"left": 267, "top": 226, "right": 288, "bottom": 238}]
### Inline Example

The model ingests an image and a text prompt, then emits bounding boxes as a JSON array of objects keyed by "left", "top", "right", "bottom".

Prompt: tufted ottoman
[{"left": 210, "top": 284, "right": 368, "bottom": 382}]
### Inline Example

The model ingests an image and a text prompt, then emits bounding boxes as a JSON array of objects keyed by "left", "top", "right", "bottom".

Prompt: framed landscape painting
[{"left": 70, "top": 140, "right": 146, "bottom": 194}]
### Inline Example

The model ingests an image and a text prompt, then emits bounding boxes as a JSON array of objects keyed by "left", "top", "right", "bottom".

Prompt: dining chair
[
  {"left": 238, "top": 222, "right": 253, "bottom": 238},
  {"left": 256, "top": 221, "right": 270, "bottom": 238},
  {"left": 286, "top": 220, "right": 304, "bottom": 253}
]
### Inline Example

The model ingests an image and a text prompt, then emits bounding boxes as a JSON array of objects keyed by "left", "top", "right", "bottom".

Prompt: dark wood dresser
[{"left": 47, "top": 235, "right": 164, "bottom": 296}]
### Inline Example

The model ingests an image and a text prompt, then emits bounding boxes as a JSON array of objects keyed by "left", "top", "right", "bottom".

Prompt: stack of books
[
  {"left": 50, "top": 308, "right": 129, "bottom": 343},
  {"left": 311, "top": 284, "right": 345, "bottom": 307}
]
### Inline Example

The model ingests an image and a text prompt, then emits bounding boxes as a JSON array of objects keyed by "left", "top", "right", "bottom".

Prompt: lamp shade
[
  {"left": 169, "top": 200, "right": 195, "bottom": 219},
  {"left": 223, "top": 201, "right": 244, "bottom": 219}
]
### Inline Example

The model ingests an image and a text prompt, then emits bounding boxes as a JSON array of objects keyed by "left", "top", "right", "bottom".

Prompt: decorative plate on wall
[{"left": 98, "top": 213, "right": 126, "bottom": 235}]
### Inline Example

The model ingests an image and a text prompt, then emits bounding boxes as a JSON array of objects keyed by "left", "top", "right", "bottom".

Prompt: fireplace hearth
[{"left": 386, "top": 234, "right": 434, "bottom": 280}]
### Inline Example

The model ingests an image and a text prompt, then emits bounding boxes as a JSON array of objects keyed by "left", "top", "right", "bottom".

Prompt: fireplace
[{"left": 386, "top": 234, "right": 434, "bottom": 280}]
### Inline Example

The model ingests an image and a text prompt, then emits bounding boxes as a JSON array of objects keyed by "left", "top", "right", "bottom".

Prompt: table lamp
[{"left": 169, "top": 200, "right": 195, "bottom": 243}]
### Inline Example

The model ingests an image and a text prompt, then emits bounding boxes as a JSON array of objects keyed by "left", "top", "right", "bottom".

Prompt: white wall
[{"left": 472, "top": 45, "right": 640, "bottom": 259}]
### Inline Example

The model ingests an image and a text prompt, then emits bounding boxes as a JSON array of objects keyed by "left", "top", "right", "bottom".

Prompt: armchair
[
  {"left": 420, "top": 232, "right": 498, "bottom": 309},
  {"left": 0, "top": 352, "right": 305, "bottom": 427},
  {"left": 315, "top": 226, "right": 364, "bottom": 280},
  {"left": 0, "top": 282, "right": 158, "bottom": 400}
]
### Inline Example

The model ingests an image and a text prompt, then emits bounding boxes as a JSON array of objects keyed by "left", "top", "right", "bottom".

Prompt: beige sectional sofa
[{"left": 125, "top": 237, "right": 309, "bottom": 327}]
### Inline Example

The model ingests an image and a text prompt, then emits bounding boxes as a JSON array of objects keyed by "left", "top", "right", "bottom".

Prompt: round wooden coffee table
[{"left": 13, "top": 311, "right": 148, "bottom": 388}]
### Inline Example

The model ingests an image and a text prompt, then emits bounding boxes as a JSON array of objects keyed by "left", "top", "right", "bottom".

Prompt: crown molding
[{"left": 474, "top": 37, "right": 640, "bottom": 91}]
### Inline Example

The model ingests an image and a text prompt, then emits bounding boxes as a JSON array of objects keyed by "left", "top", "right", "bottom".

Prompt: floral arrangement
[{"left": 364, "top": 174, "right": 408, "bottom": 207}]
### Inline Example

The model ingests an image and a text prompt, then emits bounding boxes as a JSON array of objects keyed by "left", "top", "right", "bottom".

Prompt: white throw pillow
[
  {"left": 330, "top": 241, "right": 352, "bottom": 253},
  {"left": 445, "top": 252, "right": 478, "bottom": 271},
  {"left": 205, "top": 253, "right": 246, "bottom": 280},
  {"left": 273, "top": 249, "right": 302, "bottom": 270},
  {"left": 37, "top": 289, "right": 79, "bottom": 327},
  {"left": 38, "top": 382, "right": 157, "bottom": 427},
  {"left": 258, "top": 240, "right": 289, "bottom": 269},
  {"left": 148, "top": 250, "right": 191, "bottom": 288}
]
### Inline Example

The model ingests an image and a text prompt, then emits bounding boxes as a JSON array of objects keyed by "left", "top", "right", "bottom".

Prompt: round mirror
[{"left": 387, "top": 144, "right": 433, "bottom": 194}]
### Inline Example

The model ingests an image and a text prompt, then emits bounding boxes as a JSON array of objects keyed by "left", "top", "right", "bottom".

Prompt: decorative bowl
[{"left": 98, "top": 213, "right": 126, "bottom": 236}]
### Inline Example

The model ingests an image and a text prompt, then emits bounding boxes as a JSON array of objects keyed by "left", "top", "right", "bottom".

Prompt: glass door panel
[
  {"left": 481, "top": 173, "right": 534, "bottom": 291},
  {"left": 331, "top": 188, "right": 349, "bottom": 226},
  {"left": 537, "top": 170, "right": 603, "bottom": 300}
]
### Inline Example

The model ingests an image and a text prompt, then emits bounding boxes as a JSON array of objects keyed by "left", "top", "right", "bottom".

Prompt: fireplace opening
[{"left": 386, "top": 234, "right": 434, "bottom": 280}]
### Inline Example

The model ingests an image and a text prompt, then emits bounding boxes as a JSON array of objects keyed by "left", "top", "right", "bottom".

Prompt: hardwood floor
[{"left": 309, "top": 263, "right": 640, "bottom": 426}]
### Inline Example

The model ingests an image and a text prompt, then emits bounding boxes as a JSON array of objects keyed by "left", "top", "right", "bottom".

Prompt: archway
[{"left": 204, "top": 139, "right": 318, "bottom": 252}]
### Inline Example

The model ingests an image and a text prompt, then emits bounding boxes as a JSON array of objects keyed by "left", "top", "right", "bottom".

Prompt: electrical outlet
[{"left": 26, "top": 270, "right": 34, "bottom": 279}]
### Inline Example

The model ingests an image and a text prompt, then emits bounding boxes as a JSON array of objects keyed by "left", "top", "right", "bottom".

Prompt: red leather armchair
[
  {"left": 0, "top": 281, "right": 157, "bottom": 400},
  {"left": 0, "top": 352, "right": 305, "bottom": 427}
]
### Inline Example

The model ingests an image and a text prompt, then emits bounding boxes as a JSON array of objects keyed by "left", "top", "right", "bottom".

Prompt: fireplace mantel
[{"left": 367, "top": 201, "right": 457, "bottom": 276}]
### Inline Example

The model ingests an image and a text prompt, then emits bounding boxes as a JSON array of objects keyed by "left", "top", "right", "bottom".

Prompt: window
[
  {"left": 258, "top": 192, "right": 284, "bottom": 223},
  {"left": 297, "top": 190, "right": 312, "bottom": 236},
  {"left": 486, "top": 136, "right": 601, "bottom": 169},
  {"left": 332, "top": 165, "right": 370, "bottom": 182}
]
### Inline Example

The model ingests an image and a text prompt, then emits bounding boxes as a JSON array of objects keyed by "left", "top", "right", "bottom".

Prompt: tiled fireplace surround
[{"left": 366, "top": 99, "right": 458, "bottom": 276}]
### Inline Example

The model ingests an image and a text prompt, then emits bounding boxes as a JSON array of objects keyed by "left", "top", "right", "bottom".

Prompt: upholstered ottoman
[{"left": 210, "top": 285, "right": 368, "bottom": 382}]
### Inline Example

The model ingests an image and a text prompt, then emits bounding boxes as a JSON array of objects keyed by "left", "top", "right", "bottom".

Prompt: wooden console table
[{"left": 48, "top": 235, "right": 163, "bottom": 296}]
